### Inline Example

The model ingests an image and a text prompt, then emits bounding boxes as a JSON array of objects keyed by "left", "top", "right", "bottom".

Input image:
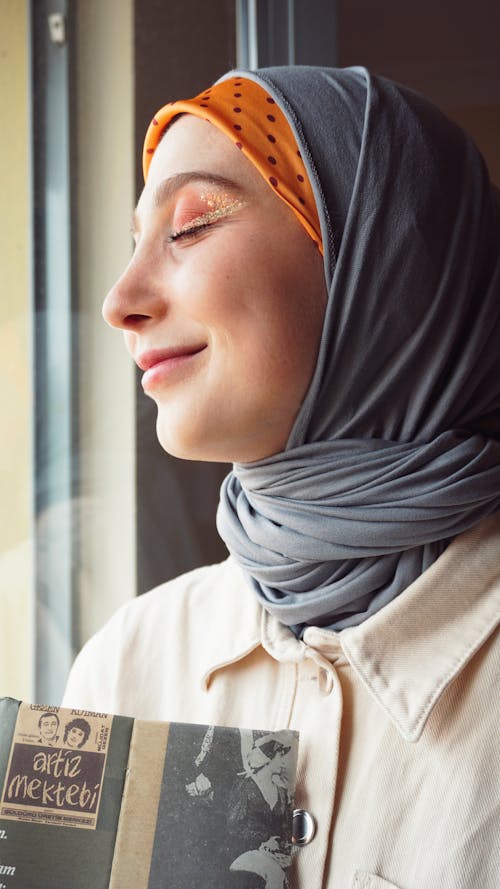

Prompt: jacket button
[{"left": 292, "top": 808, "right": 316, "bottom": 845}]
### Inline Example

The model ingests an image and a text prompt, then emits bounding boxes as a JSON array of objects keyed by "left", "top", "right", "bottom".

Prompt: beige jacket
[{"left": 63, "top": 515, "right": 500, "bottom": 889}]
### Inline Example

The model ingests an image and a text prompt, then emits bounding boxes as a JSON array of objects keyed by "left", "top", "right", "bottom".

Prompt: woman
[
  {"left": 63, "top": 716, "right": 91, "bottom": 749},
  {"left": 63, "top": 66, "right": 500, "bottom": 888}
]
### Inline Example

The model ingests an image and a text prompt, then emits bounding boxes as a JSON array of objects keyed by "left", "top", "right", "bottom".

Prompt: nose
[{"left": 102, "top": 250, "right": 167, "bottom": 331}]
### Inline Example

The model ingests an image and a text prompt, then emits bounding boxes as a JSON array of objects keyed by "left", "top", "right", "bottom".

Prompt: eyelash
[{"left": 168, "top": 221, "right": 213, "bottom": 243}]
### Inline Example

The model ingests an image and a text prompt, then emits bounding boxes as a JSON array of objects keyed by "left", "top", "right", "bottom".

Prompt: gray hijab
[{"left": 216, "top": 66, "right": 500, "bottom": 637}]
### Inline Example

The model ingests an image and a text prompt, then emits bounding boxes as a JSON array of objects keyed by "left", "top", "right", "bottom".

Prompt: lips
[
  {"left": 137, "top": 345, "right": 207, "bottom": 390},
  {"left": 136, "top": 346, "right": 206, "bottom": 371}
]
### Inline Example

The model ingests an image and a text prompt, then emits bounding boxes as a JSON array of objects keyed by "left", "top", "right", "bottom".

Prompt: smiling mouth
[{"left": 138, "top": 345, "right": 207, "bottom": 390}]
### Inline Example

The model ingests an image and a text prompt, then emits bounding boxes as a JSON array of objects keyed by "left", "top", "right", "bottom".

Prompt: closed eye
[
  {"left": 168, "top": 196, "right": 248, "bottom": 244},
  {"left": 167, "top": 221, "right": 213, "bottom": 243}
]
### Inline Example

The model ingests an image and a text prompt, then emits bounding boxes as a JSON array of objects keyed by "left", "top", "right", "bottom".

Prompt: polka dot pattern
[{"left": 142, "top": 75, "right": 322, "bottom": 253}]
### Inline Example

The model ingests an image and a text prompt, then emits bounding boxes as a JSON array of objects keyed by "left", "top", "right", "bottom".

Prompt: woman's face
[
  {"left": 103, "top": 115, "right": 326, "bottom": 462},
  {"left": 66, "top": 726, "right": 85, "bottom": 748}
]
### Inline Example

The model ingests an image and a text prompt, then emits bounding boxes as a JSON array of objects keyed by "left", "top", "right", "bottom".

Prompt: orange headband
[{"left": 143, "top": 76, "right": 323, "bottom": 254}]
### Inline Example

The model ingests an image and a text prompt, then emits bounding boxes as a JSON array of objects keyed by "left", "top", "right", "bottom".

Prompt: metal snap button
[{"left": 292, "top": 808, "right": 316, "bottom": 845}]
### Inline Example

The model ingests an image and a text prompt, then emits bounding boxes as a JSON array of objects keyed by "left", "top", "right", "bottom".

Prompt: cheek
[
  {"left": 174, "top": 250, "right": 252, "bottom": 334},
  {"left": 236, "top": 245, "right": 323, "bottom": 359},
  {"left": 173, "top": 225, "right": 325, "bottom": 389}
]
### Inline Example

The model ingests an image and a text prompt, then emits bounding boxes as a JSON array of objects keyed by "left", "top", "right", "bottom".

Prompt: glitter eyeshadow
[{"left": 175, "top": 191, "right": 247, "bottom": 233}]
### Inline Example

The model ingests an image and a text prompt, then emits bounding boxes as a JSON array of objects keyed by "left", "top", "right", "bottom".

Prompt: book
[{"left": 0, "top": 698, "right": 298, "bottom": 889}]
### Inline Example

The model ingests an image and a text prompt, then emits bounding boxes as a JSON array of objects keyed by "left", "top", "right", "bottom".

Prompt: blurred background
[{"left": 1, "top": 0, "right": 499, "bottom": 705}]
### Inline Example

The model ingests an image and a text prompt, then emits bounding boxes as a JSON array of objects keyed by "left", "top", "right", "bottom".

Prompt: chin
[
  {"left": 156, "top": 415, "right": 222, "bottom": 463},
  {"left": 155, "top": 408, "right": 287, "bottom": 464},
  {"left": 156, "top": 427, "right": 200, "bottom": 462}
]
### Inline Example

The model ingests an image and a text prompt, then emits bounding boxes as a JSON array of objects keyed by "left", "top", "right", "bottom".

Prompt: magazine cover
[{"left": 0, "top": 698, "right": 298, "bottom": 889}]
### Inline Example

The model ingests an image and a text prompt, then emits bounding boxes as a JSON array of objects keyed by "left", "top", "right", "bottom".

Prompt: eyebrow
[{"left": 131, "top": 171, "right": 246, "bottom": 236}]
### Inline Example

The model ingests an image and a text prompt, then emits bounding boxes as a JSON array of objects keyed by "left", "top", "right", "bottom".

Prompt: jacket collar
[
  {"left": 202, "top": 515, "right": 500, "bottom": 742},
  {"left": 331, "top": 513, "right": 500, "bottom": 741}
]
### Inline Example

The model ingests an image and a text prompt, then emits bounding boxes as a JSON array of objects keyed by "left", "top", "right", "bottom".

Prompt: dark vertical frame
[
  {"left": 31, "top": 0, "right": 79, "bottom": 703},
  {"left": 292, "top": 0, "right": 338, "bottom": 66},
  {"left": 237, "top": 0, "right": 338, "bottom": 68}
]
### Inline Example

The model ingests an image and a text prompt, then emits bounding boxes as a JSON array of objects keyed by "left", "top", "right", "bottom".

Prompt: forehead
[{"left": 136, "top": 115, "right": 270, "bottom": 219}]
